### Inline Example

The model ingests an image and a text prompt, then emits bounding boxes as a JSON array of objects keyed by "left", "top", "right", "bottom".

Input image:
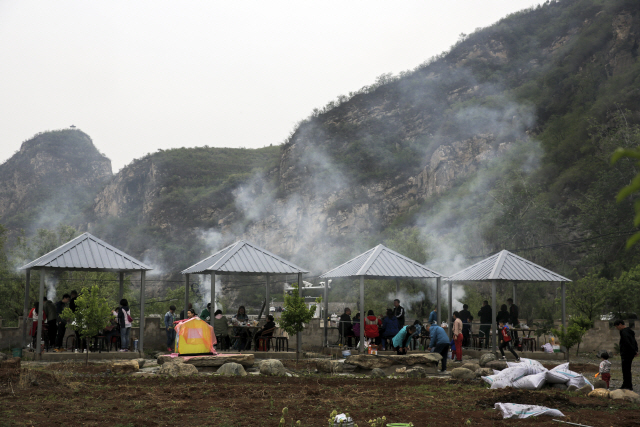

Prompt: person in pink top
[{"left": 452, "top": 311, "right": 463, "bottom": 361}]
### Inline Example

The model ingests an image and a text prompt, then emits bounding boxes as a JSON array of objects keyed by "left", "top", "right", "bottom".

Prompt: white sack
[
  {"left": 545, "top": 370, "right": 569, "bottom": 384},
  {"left": 550, "top": 365, "right": 594, "bottom": 390},
  {"left": 490, "top": 378, "right": 514, "bottom": 389},
  {"left": 512, "top": 371, "right": 547, "bottom": 390},
  {"left": 507, "top": 358, "right": 545, "bottom": 369},
  {"left": 494, "top": 403, "right": 565, "bottom": 419}
]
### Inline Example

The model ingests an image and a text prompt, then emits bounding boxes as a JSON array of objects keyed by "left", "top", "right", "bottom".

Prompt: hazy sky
[{"left": 1, "top": 1, "right": 541, "bottom": 171}]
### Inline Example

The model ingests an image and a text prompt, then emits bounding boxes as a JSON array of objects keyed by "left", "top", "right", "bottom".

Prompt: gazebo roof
[
  {"left": 181, "top": 240, "right": 309, "bottom": 275},
  {"left": 19, "top": 232, "right": 152, "bottom": 272},
  {"left": 319, "top": 244, "right": 442, "bottom": 279},
  {"left": 446, "top": 249, "right": 570, "bottom": 282}
]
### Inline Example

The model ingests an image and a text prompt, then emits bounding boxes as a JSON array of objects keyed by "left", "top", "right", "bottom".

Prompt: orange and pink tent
[{"left": 174, "top": 317, "right": 217, "bottom": 355}]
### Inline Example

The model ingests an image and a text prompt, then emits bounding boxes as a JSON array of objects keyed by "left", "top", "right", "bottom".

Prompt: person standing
[
  {"left": 54, "top": 294, "right": 70, "bottom": 351},
  {"left": 43, "top": 297, "right": 58, "bottom": 350},
  {"left": 179, "top": 303, "right": 193, "bottom": 321},
  {"left": 364, "top": 310, "right": 381, "bottom": 348},
  {"left": 164, "top": 305, "right": 176, "bottom": 352},
  {"left": 28, "top": 301, "right": 46, "bottom": 350},
  {"left": 598, "top": 352, "right": 612, "bottom": 389},
  {"left": 426, "top": 323, "right": 450, "bottom": 372},
  {"left": 339, "top": 307, "right": 353, "bottom": 347},
  {"left": 381, "top": 309, "right": 399, "bottom": 350},
  {"left": 459, "top": 304, "right": 473, "bottom": 348},
  {"left": 498, "top": 320, "right": 520, "bottom": 361},
  {"left": 428, "top": 307, "right": 438, "bottom": 325},
  {"left": 452, "top": 311, "right": 463, "bottom": 361},
  {"left": 507, "top": 298, "right": 520, "bottom": 346},
  {"left": 478, "top": 301, "right": 492, "bottom": 349},
  {"left": 115, "top": 299, "right": 132, "bottom": 352},
  {"left": 393, "top": 299, "right": 405, "bottom": 329},
  {"left": 615, "top": 319, "right": 638, "bottom": 390}
]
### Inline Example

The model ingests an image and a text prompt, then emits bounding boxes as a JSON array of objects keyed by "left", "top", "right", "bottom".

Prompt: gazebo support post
[
  {"left": 561, "top": 281, "right": 566, "bottom": 330},
  {"left": 360, "top": 275, "right": 365, "bottom": 353},
  {"left": 323, "top": 279, "right": 328, "bottom": 348},
  {"left": 513, "top": 284, "right": 517, "bottom": 305},
  {"left": 265, "top": 275, "right": 270, "bottom": 317},
  {"left": 448, "top": 281, "right": 453, "bottom": 339},
  {"left": 22, "top": 269, "right": 31, "bottom": 348},
  {"left": 297, "top": 273, "right": 303, "bottom": 356},
  {"left": 492, "top": 280, "right": 497, "bottom": 354},
  {"left": 118, "top": 272, "right": 124, "bottom": 302},
  {"left": 139, "top": 270, "right": 146, "bottom": 355},
  {"left": 184, "top": 274, "right": 190, "bottom": 321},
  {"left": 211, "top": 273, "right": 216, "bottom": 326},
  {"left": 36, "top": 271, "right": 45, "bottom": 360},
  {"left": 436, "top": 277, "right": 441, "bottom": 325}
]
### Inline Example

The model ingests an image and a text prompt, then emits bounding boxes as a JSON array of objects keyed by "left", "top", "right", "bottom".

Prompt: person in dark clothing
[
  {"left": 496, "top": 304, "right": 510, "bottom": 325},
  {"left": 459, "top": 304, "right": 473, "bottom": 347},
  {"left": 393, "top": 299, "right": 405, "bottom": 328},
  {"left": 381, "top": 308, "right": 400, "bottom": 350},
  {"left": 507, "top": 298, "right": 520, "bottom": 346},
  {"left": 69, "top": 290, "right": 82, "bottom": 351},
  {"left": 339, "top": 307, "right": 354, "bottom": 347},
  {"left": 253, "top": 315, "right": 277, "bottom": 351},
  {"left": 54, "top": 294, "right": 70, "bottom": 351},
  {"left": 615, "top": 319, "right": 638, "bottom": 390},
  {"left": 478, "top": 300, "right": 492, "bottom": 349},
  {"left": 43, "top": 297, "right": 58, "bottom": 349},
  {"left": 179, "top": 303, "right": 193, "bottom": 321}
]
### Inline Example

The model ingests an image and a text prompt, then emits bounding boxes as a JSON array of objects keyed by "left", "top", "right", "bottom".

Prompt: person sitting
[
  {"left": 232, "top": 306, "right": 250, "bottom": 350},
  {"left": 186, "top": 308, "right": 197, "bottom": 319},
  {"left": 338, "top": 307, "right": 354, "bottom": 347},
  {"left": 392, "top": 325, "right": 416, "bottom": 355},
  {"left": 364, "top": 310, "right": 382, "bottom": 348},
  {"left": 381, "top": 309, "right": 399, "bottom": 351},
  {"left": 212, "top": 309, "right": 231, "bottom": 350},
  {"left": 352, "top": 313, "right": 361, "bottom": 349},
  {"left": 253, "top": 315, "right": 276, "bottom": 351}
]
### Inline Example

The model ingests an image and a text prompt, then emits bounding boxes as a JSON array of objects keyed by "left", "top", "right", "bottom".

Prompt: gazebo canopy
[
  {"left": 320, "top": 244, "right": 442, "bottom": 279},
  {"left": 182, "top": 240, "right": 308, "bottom": 275},
  {"left": 20, "top": 232, "right": 152, "bottom": 272},
  {"left": 446, "top": 250, "right": 570, "bottom": 282}
]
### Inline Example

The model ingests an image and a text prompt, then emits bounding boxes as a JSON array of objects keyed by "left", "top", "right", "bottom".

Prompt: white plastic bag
[
  {"left": 512, "top": 371, "right": 547, "bottom": 390},
  {"left": 494, "top": 403, "right": 565, "bottom": 419},
  {"left": 550, "top": 364, "right": 594, "bottom": 390},
  {"left": 545, "top": 370, "right": 569, "bottom": 384},
  {"left": 507, "top": 358, "right": 545, "bottom": 369},
  {"left": 541, "top": 343, "right": 553, "bottom": 353}
]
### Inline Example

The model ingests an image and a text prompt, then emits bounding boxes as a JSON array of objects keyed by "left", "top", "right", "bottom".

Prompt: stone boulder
[
  {"left": 476, "top": 368, "right": 494, "bottom": 377},
  {"left": 576, "top": 384, "right": 593, "bottom": 396},
  {"left": 610, "top": 389, "right": 640, "bottom": 403},
  {"left": 460, "top": 363, "right": 480, "bottom": 372},
  {"left": 316, "top": 360, "right": 345, "bottom": 374},
  {"left": 0, "top": 357, "right": 20, "bottom": 369},
  {"left": 260, "top": 359, "right": 286, "bottom": 376},
  {"left": 479, "top": 353, "right": 496, "bottom": 367},
  {"left": 217, "top": 362, "right": 247, "bottom": 376},
  {"left": 588, "top": 388, "right": 610, "bottom": 398},
  {"left": 451, "top": 368, "right": 476, "bottom": 380},
  {"left": 484, "top": 361, "right": 507, "bottom": 371},
  {"left": 593, "top": 379, "right": 608, "bottom": 389},
  {"left": 110, "top": 360, "right": 139, "bottom": 374},
  {"left": 136, "top": 359, "right": 146, "bottom": 369},
  {"left": 370, "top": 368, "right": 386, "bottom": 378},
  {"left": 158, "top": 361, "right": 198, "bottom": 377},
  {"left": 344, "top": 354, "right": 441, "bottom": 369},
  {"left": 406, "top": 367, "right": 432, "bottom": 378},
  {"left": 157, "top": 354, "right": 254, "bottom": 367}
]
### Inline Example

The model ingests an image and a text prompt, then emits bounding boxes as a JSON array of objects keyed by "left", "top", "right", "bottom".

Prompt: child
[
  {"left": 499, "top": 321, "right": 521, "bottom": 362},
  {"left": 599, "top": 351, "right": 611, "bottom": 389}
]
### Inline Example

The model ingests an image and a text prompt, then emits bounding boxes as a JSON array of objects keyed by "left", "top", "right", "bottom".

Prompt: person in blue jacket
[
  {"left": 425, "top": 322, "right": 450, "bottom": 372},
  {"left": 428, "top": 307, "right": 438, "bottom": 325},
  {"left": 392, "top": 325, "right": 417, "bottom": 355},
  {"left": 381, "top": 309, "right": 399, "bottom": 350}
]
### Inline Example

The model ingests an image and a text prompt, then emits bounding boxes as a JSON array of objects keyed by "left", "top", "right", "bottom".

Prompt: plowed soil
[{"left": 1, "top": 365, "right": 639, "bottom": 427}]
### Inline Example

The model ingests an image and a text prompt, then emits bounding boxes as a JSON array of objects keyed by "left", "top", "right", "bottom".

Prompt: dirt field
[{"left": 0, "top": 363, "right": 639, "bottom": 427}]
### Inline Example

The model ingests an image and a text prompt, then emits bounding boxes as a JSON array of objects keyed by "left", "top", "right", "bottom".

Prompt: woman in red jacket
[{"left": 364, "top": 310, "right": 382, "bottom": 348}]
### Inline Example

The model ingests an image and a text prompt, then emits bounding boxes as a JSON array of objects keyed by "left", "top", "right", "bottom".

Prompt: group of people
[
  {"left": 163, "top": 304, "right": 276, "bottom": 352},
  {"left": 28, "top": 292, "right": 133, "bottom": 352}
]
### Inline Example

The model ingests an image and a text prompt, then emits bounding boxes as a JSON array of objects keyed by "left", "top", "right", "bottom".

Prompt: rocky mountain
[{"left": 2, "top": 0, "right": 640, "bottom": 286}]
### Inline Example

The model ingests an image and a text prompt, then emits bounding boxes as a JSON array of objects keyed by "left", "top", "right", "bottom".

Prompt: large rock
[
  {"left": 344, "top": 353, "right": 441, "bottom": 369},
  {"left": 484, "top": 361, "right": 507, "bottom": 371},
  {"left": 158, "top": 358, "right": 198, "bottom": 377},
  {"left": 479, "top": 353, "right": 496, "bottom": 367},
  {"left": 451, "top": 368, "right": 476, "bottom": 380},
  {"left": 316, "top": 360, "right": 345, "bottom": 374},
  {"left": 370, "top": 368, "right": 386, "bottom": 378},
  {"left": 460, "top": 363, "right": 480, "bottom": 372},
  {"left": 476, "top": 368, "right": 494, "bottom": 377},
  {"left": 576, "top": 384, "right": 592, "bottom": 396},
  {"left": 217, "top": 362, "right": 247, "bottom": 376},
  {"left": 406, "top": 367, "right": 432, "bottom": 378},
  {"left": 136, "top": 359, "right": 146, "bottom": 369},
  {"left": 157, "top": 354, "right": 254, "bottom": 367},
  {"left": 588, "top": 388, "right": 610, "bottom": 398},
  {"left": 610, "top": 389, "right": 640, "bottom": 403},
  {"left": 110, "top": 360, "right": 139, "bottom": 374},
  {"left": 593, "top": 379, "right": 608, "bottom": 389},
  {"left": 260, "top": 359, "right": 286, "bottom": 376}
]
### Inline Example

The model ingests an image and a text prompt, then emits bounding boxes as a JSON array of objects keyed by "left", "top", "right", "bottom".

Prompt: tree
[
  {"left": 61, "top": 285, "right": 113, "bottom": 365},
  {"left": 611, "top": 119, "right": 640, "bottom": 248},
  {"left": 279, "top": 284, "right": 319, "bottom": 360},
  {"left": 552, "top": 320, "right": 588, "bottom": 361},
  {"left": 568, "top": 273, "right": 608, "bottom": 322},
  {"left": 606, "top": 265, "right": 640, "bottom": 319}
]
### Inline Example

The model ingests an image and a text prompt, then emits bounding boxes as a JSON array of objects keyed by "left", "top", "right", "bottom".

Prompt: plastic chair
[{"left": 274, "top": 337, "right": 289, "bottom": 352}]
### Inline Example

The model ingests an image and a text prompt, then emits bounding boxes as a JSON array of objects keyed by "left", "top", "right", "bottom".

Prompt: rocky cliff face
[{"left": 0, "top": 129, "right": 112, "bottom": 232}]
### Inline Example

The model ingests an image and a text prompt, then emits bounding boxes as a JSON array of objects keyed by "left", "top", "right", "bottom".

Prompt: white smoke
[
  {"left": 45, "top": 275, "right": 57, "bottom": 301},
  {"left": 196, "top": 273, "right": 222, "bottom": 313}
]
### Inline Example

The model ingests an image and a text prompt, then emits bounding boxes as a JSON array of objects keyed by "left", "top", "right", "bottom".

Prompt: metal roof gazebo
[
  {"left": 320, "top": 244, "right": 443, "bottom": 353},
  {"left": 446, "top": 249, "right": 571, "bottom": 353},
  {"left": 19, "top": 232, "right": 152, "bottom": 359},
  {"left": 181, "top": 240, "right": 309, "bottom": 352}
]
